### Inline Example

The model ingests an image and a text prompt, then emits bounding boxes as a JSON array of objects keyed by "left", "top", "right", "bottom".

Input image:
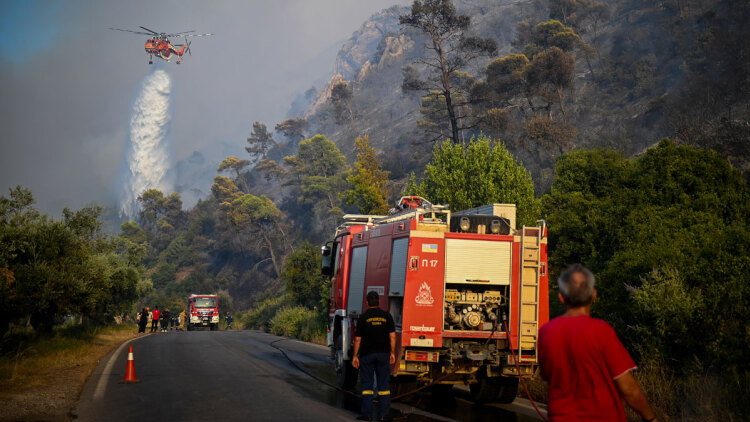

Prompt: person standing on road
[
  {"left": 151, "top": 306, "right": 160, "bottom": 333},
  {"left": 161, "top": 308, "right": 170, "bottom": 332},
  {"left": 225, "top": 312, "right": 233, "bottom": 330},
  {"left": 352, "top": 291, "right": 396, "bottom": 422},
  {"left": 538, "top": 264, "right": 658, "bottom": 422},
  {"left": 138, "top": 308, "right": 148, "bottom": 333}
]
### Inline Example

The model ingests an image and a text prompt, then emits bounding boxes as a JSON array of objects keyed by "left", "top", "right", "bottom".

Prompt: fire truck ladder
[
  {"left": 340, "top": 205, "right": 450, "bottom": 231},
  {"left": 375, "top": 204, "right": 449, "bottom": 225},
  {"left": 518, "top": 226, "right": 542, "bottom": 363}
]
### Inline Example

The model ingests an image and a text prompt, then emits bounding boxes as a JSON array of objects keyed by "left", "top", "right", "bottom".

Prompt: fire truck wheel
[
  {"left": 495, "top": 376, "right": 520, "bottom": 404},
  {"left": 334, "top": 337, "right": 358, "bottom": 390},
  {"left": 470, "top": 374, "right": 503, "bottom": 404},
  {"left": 210, "top": 324, "right": 218, "bottom": 331},
  {"left": 186, "top": 323, "right": 192, "bottom": 331}
]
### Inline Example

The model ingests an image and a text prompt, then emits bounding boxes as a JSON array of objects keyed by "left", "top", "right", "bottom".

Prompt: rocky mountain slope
[{"left": 290, "top": 0, "right": 748, "bottom": 192}]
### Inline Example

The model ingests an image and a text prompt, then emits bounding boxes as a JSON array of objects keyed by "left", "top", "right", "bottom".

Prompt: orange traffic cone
[{"left": 121, "top": 345, "right": 140, "bottom": 383}]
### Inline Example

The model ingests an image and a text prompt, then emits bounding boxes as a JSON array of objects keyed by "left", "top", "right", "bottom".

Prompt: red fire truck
[
  {"left": 186, "top": 294, "right": 220, "bottom": 331},
  {"left": 322, "top": 197, "right": 548, "bottom": 403}
]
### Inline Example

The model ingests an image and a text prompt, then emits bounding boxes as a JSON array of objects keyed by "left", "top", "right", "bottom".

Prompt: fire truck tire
[
  {"left": 186, "top": 323, "right": 192, "bottom": 331},
  {"left": 470, "top": 374, "right": 503, "bottom": 404},
  {"left": 334, "top": 337, "right": 358, "bottom": 390},
  {"left": 210, "top": 324, "right": 218, "bottom": 331},
  {"left": 495, "top": 376, "right": 520, "bottom": 404}
]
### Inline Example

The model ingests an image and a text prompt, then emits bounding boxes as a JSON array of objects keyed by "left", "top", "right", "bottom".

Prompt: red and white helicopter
[{"left": 110, "top": 26, "right": 213, "bottom": 64}]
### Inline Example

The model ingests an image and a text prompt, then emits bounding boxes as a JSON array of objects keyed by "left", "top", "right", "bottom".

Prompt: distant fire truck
[
  {"left": 322, "top": 197, "right": 548, "bottom": 403},
  {"left": 186, "top": 294, "right": 220, "bottom": 331}
]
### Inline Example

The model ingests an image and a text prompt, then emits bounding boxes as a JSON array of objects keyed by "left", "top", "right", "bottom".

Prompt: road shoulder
[{"left": 0, "top": 326, "right": 145, "bottom": 422}]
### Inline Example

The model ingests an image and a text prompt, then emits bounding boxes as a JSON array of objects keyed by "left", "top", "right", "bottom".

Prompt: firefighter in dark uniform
[{"left": 352, "top": 291, "right": 396, "bottom": 421}]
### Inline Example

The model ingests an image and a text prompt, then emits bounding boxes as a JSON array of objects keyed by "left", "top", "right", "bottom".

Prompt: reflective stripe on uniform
[
  {"left": 361, "top": 390, "right": 374, "bottom": 395},
  {"left": 378, "top": 390, "right": 390, "bottom": 395}
]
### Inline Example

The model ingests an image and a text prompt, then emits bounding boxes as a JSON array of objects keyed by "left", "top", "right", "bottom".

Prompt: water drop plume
[{"left": 120, "top": 68, "right": 173, "bottom": 218}]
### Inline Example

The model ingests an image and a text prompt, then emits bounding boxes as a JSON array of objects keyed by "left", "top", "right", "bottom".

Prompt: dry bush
[
  {"left": 0, "top": 324, "right": 141, "bottom": 420},
  {"left": 630, "top": 358, "right": 750, "bottom": 421}
]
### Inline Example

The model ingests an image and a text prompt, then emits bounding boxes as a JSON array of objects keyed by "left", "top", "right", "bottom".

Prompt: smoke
[{"left": 120, "top": 68, "right": 173, "bottom": 218}]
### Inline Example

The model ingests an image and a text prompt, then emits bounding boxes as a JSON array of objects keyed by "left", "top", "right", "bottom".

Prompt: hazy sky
[{"left": 0, "top": 0, "right": 407, "bottom": 215}]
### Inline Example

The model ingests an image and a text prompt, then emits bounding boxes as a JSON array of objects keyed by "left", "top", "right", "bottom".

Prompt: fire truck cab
[
  {"left": 186, "top": 294, "right": 220, "bottom": 331},
  {"left": 322, "top": 197, "right": 548, "bottom": 403}
]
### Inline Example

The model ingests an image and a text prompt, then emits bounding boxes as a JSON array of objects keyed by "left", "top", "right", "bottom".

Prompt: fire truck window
[
  {"left": 389, "top": 297, "right": 403, "bottom": 331},
  {"left": 388, "top": 237, "right": 408, "bottom": 296},
  {"left": 194, "top": 297, "right": 216, "bottom": 308},
  {"left": 347, "top": 246, "right": 368, "bottom": 314},
  {"left": 331, "top": 241, "right": 340, "bottom": 278}
]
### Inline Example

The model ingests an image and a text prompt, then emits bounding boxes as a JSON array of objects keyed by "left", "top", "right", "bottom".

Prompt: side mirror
[{"left": 321, "top": 243, "right": 333, "bottom": 276}]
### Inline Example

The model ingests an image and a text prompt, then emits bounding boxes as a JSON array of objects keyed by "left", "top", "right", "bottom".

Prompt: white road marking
[{"left": 93, "top": 335, "right": 147, "bottom": 399}]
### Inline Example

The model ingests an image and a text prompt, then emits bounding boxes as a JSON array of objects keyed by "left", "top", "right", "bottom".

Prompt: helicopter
[{"left": 109, "top": 26, "right": 213, "bottom": 64}]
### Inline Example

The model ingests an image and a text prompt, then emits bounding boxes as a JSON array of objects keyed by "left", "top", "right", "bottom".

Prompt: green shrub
[
  {"left": 298, "top": 311, "right": 328, "bottom": 343},
  {"left": 243, "top": 293, "right": 289, "bottom": 332},
  {"left": 281, "top": 243, "right": 328, "bottom": 310},
  {"left": 542, "top": 140, "right": 750, "bottom": 372},
  {"left": 269, "top": 306, "right": 314, "bottom": 338}
]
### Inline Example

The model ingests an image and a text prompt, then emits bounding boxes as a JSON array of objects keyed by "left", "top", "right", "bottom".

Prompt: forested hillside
[{"left": 296, "top": 0, "right": 749, "bottom": 190}]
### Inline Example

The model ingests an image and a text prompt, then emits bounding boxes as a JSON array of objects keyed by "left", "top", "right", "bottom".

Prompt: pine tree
[{"left": 345, "top": 135, "right": 390, "bottom": 215}]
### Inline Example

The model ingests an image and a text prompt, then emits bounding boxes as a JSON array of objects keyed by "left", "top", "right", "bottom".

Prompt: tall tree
[
  {"left": 524, "top": 46, "right": 575, "bottom": 120},
  {"left": 245, "top": 122, "right": 277, "bottom": 163},
  {"left": 137, "top": 189, "right": 167, "bottom": 231},
  {"left": 400, "top": 0, "right": 497, "bottom": 143},
  {"left": 287, "top": 134, "right": 348, "bottom": 234},
  {"left": 473, "top": 20, "right": 582, "bottom": 154},
  {"left": 345, "top": 135, "right": 390, "bottom": 215},
  {"left": 137, "top": 189, "right": 185, "bottom": 251},
  {"left": 414, "top": 134, "right": 538, "bottom": 225},
  {"left": 470, "top": 54, "right": 529, "bottom": 136},
  {"left": 137, "top": 190, "right": 184, "bottom": 229},
  {"left": 295, "top": 134, "right": 347, "bottom": 179},
  {"left": 227, "top": 194, "right": 287, "bottom": 277},
  {"left": 218, "top": 156, "right": 251, "bottom": 192},
  {"left": 211, "top": 176, "right": 242, "bottom": 205},
  {"left": 330, "top": 81, "right": 354, "bottom": 124},
  {"left": 275, "top": 118, "right": 309, "bottom": 143}
]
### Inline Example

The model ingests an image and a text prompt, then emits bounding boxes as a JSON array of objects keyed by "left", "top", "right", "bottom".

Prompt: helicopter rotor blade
[
  {"left": 109, "top": 27, "right": 153, "bottom": 35},
  {"left": 138, "top": 26, "right": 160, "bottom": 35},
  {"left": 181, "top": 33, "right": 214, "bottom": 38},
  {"left": 165, "top": 30, "right": 196, "bottom": 37}
]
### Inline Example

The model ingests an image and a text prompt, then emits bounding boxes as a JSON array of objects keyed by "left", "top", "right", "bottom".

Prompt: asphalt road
[{"left": 74, "top": 330, "right": 545, "bottom": 422}]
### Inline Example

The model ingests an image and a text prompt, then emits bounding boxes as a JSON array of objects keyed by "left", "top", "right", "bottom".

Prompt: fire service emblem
[{"left": 415, "top": 282, "right": 435, "bottom": 306}]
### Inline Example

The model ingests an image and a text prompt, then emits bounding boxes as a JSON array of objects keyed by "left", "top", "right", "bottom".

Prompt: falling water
[{"left": 120, "top": 69, "right": 173, "bottom": 218}]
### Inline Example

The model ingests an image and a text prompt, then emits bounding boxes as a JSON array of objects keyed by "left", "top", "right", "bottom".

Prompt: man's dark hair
[
  {"left": 557, "top": 264, "right": 596, "bottom": 307},
  {"left": 366, "top": 291, "right": 379, "bottom": 307}
]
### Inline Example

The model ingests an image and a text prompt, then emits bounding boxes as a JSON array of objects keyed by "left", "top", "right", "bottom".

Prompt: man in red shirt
[
  {"left": 538, "top": 264, "right": 658, "bottom": 422},
  {"left": 150, "top": 306, "right": 160, "bottom": 333}
]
